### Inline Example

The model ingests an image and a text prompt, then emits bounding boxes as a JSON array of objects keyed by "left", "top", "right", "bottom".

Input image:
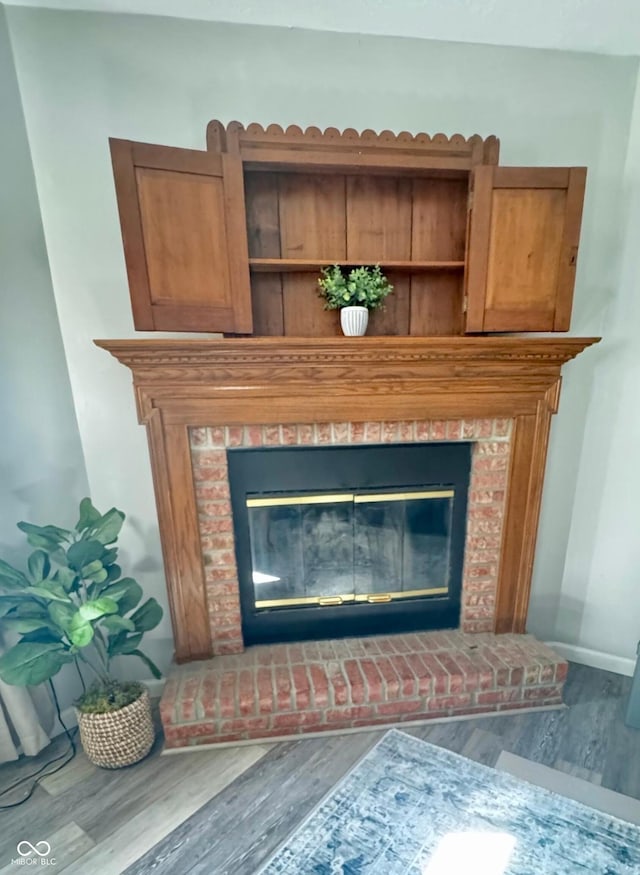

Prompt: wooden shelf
[{"left": 248, "top": 258, "right": 466, "bottom": 273}]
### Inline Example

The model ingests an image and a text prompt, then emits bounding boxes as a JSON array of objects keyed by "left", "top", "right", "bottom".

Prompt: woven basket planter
[{"left": 76, "top": 688, "right": 154, "bottom": 769}]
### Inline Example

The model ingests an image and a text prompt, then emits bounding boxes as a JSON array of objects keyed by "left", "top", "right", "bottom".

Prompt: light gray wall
[
  {"left": 554, "top": 72, "right": 640, "bottom": 665},
  {"left": 0, "top": 4, "right": 90, "bottom": 708},
  {"left": 4, "top": 7, "right": 639, "bottom": 667}
]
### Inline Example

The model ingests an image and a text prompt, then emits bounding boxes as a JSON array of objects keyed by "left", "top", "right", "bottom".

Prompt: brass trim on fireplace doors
[
  {"left": 247, "top": 488, "right": 454, "bottom": 508},
  {"left": 353, "top": 490, "right": 454, "bottom": 503},
  {"left": 255, "top": 586, "right": 450, "bottom": 609},
  {"left": 250, "top": 487, "right": 454, "bottom": 609},
  {"left": 247, "top": 493, "right": 353, "bottom": 508}
]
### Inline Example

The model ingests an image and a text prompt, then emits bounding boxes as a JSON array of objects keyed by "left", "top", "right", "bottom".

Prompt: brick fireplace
[
  {"left": 191, "top": 417, "right": 511, "bottom": 655},
  {"left": 97, "top": 335, "right": 597, "bottom": 747}
]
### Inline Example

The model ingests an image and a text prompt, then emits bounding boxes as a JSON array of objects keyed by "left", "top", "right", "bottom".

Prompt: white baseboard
[
  {"left": 545, "top": 641, "right": 636, "bottom": 677},
  {"left": 52, "top": 678, "right": 166, "bottom": 737}
]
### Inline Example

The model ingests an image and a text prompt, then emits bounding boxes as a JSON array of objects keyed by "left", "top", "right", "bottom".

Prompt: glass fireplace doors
[
  {"left": 248, "top": 489, "right": 454, "bottom": 608},
  {"left": 228, "top": 443, "right": 471, "bottom": 645}
]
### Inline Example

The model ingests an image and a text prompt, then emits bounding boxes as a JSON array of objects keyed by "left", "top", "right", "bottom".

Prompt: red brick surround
[
  {"left": 189, "top": 418, "right": 512, "bottom": 655},
  {"left": 161, "top": 630, "right": 565, "bottom": 749}
]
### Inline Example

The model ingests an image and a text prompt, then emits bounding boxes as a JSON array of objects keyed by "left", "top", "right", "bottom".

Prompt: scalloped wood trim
[
  {"left": 206, "top": 120, "right": 226, "bottom": 152},
  {"left": 212, "top": 120, "right": 499, "bottom": 167}
]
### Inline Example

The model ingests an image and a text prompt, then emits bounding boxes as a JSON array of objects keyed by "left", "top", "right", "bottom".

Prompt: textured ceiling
[{"left": 6, "top": 0, "right": 640, "bottom": 56}]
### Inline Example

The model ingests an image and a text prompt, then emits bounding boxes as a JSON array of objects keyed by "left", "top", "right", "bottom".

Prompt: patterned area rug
[{"left": 258, "top": 729, "right": 640, "bottom": 874}]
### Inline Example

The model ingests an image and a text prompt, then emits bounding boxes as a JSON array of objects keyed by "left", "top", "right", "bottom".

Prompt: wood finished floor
[{"left": 1, "top": 663, "right": 638, "bottom": 874}]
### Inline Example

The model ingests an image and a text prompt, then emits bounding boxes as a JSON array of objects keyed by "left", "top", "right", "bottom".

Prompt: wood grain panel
[
  {"left": 109, "top": 139, "right": 154, "bottom": 329},
  {"left": 485, "top": 187, "right": 564, "bottom": 326},
  {"left": 243, "top": 150, "right": 475, "bottom": 175},
  {"left": 137, "top": 168, "right": 232, "bottom": 307},
  {"left": 367, "top": 274, "right": 410, "bottom": 335},
  {"left": 244, "top": 172, "right": 281, "bottom": 258},
  {"left": 411, "top": 178, "right": 467, "bottom": 261},
  {"left": 161, "top": 393, "right": 544, "bottom": 426},
  {"left": 249, "top": 259, "right": 465, "bottom": 272},
  {"left": 410, "top": 274, "right": 464, "bottom": 335},
  {"left": 244, "top": 172, "right": 283, "bottom": 334},
  {"left": 279, "top": 174, "right": 346, "bottom": 259},
  {"left": 131, "top": 143, "right": 224, "bottom": 175},
  {"left": 495, "top": 396, "right": 554, "bottom": 633},
  {"left": 250, "top": 275, "right": 284, "bottom": 336},
  {"left": 346, "top": 176, "right": 412, "bottom": 261},
  {"left": 205, "top": 119, "right": 226, "bottom": 151},
  {"left": 109, "top": 139, "right": 253, "bottom": 334},
  {"left": 464, "top": 166, "right": 493, "bottom": 332},
  {"left": 221, "top": 154, "right": 254, "bottom": 333},
  {"left": 554, "top": 167, "right": 587, "bottom": 331},
  {"left": 490, "top": 167, "right": 570, "bottom": 189},
  {"left": 465, "top": 166, "right": 586, "bottom": 334},
  {"left": 282, "top": 272, "right": 340, "bottom": 336},
  {"left": 149, "top": 304, "right": 236, "bottom": 333},
  {"left": 146, "top": 412, "right": 211, "bottom": 661}
]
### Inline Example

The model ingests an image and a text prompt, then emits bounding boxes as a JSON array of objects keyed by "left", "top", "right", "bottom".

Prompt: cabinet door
[
  {"left": 465, "top": 166, "right": 586, "bottom": 332},
  {"left": 109, "top": 139, "right": 252, "bottom": 333}
]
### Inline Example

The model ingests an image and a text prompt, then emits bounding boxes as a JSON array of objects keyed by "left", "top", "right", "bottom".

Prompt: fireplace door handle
[{"left": 366, "top": 593, "right": 392, "bottom": 604}]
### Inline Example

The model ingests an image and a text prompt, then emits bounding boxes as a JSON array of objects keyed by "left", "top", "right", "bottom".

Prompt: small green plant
[
  {"left": 0, "top": 498, "right": 163, "bottom": 710},
  {"left": 318, "top": 264, "right": 393, "bottom": 311},
  {"left": 76, "top": 680, "right": 145, "bottom": 714}
]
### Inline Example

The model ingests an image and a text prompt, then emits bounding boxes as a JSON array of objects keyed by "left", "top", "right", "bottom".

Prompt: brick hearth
[{"left": 161, "top": 631, "right": 566, "bottom": 748}]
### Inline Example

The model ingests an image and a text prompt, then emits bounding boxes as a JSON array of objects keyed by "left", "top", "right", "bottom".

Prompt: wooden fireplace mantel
[{"left": 96, "top": 336, "right": 598, "bottom": 661}]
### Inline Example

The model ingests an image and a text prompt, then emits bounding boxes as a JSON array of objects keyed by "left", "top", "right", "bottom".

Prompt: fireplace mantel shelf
[
  {"left": 96, "top": 335, "right": 598, "bottom": 368},
  {"left": 96, "top": 335, "right": 598, "bottom": 661},
  {"left": 96, "top": 336, "right": 599, "bottom": 426}
]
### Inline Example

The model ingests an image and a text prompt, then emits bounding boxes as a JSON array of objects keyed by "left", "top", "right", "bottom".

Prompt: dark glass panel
[
  {"left": 402, "top": 497, "right": 452, "bottom": 590},
  {"left": 354, "top": 500, "right": 404, "bottom": 594},
  {"left": 248, "top": 504, "right": 304, "bottom": 603},
  {"left": 248, "top": 500, "right": 355, "bottom": 603},
  {"left": 301, "top": 503, "right": 353, "bottom": 597}
]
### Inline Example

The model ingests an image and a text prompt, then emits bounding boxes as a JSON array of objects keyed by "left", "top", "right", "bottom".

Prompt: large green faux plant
[
  {"left": 318, "top": 264, "right": 393, "bottom": 311},
  {"left": 0, "top": 498, "right": 163, "bottom": 699}
]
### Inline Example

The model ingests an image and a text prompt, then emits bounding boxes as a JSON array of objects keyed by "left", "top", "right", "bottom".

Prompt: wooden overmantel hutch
[
  {"left": 109, "top": 121, "right": 586, "bottom": 338},
  {"left": 100, "top": 120, "right": 597, "bottom": 669}
]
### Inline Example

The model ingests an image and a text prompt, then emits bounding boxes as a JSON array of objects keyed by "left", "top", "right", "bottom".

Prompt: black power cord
[{"left": 0, "top": 680, "right": 77, "bottom": 810}]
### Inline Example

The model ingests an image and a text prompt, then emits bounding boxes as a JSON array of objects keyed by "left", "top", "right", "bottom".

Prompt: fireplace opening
[{"left": 227, "top": 443, "right": 471, "bottom": 645}]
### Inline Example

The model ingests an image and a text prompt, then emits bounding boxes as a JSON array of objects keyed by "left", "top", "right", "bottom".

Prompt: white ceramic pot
[{"left": 340, "top": 306, "right": 369, "bottom": 336}]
